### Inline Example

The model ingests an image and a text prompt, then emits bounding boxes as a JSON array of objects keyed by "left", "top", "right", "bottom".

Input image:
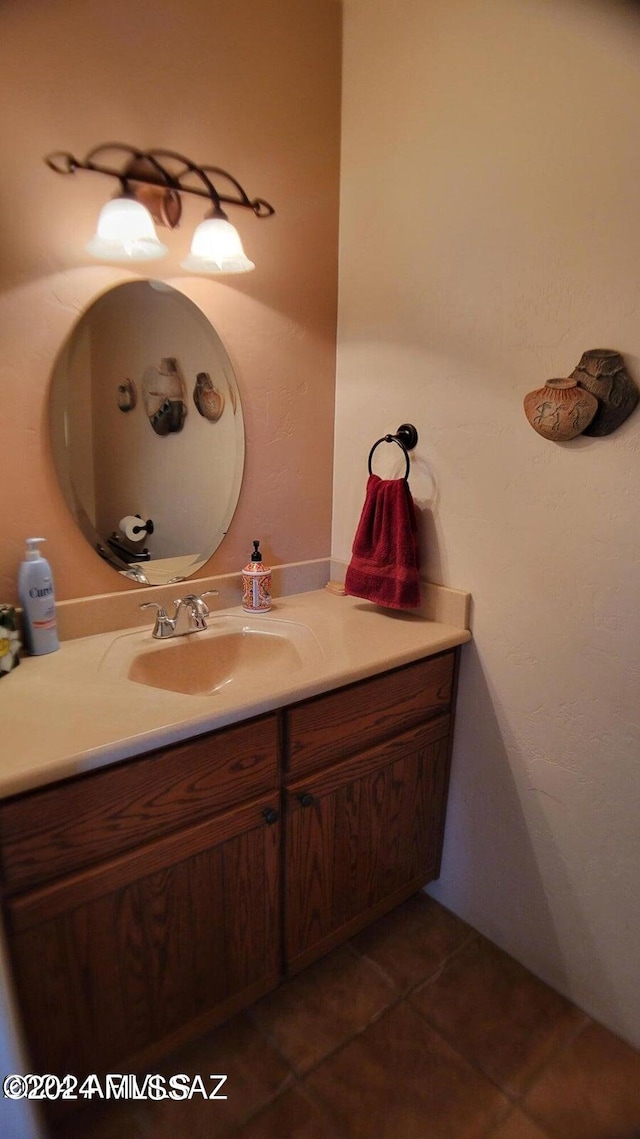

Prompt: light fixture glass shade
[
  {"left": 86, "top": 197, "right": 168, "bottom": 262},
  {"left": 180, "top": 217, "right": 255, "bottom": 274}
]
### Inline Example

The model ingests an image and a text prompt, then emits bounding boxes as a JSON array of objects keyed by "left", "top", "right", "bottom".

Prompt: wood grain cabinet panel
[
  {"left": 0, "top": 713, "right": 278, "bottom": 891},
  {"left": 284, "top": 717, "right": 452, "bottom": 972},
  {"left": 286, "top": 652, "right": 454, "bottom": 779},
  {"left": 5, "top": 792, "right": 281, "bottom": 1080}
]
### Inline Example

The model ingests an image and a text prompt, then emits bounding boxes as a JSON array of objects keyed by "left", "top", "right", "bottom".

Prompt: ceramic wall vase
[
  {"left": 570, "top": 348, "right": 639, "bottom": 436},
  {"left": 142, "top": 357, "right": 187, "bottom": 436},
  {"left": 117, "top": 377, "right": 137, "bottom": 412},
  {"left": 193, "top": 372, "right": 225, "bottom": 422},
  {"left": 523, "top": 377, "right": 598, "bottom": 441}
]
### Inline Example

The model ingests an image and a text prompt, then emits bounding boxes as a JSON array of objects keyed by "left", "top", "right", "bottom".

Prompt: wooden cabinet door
[
  {"left": 4, "top": 792, "right": 282, "bottom": 1079},
  {"left": 284, "top": 718, "right": 451, "bottom": 973}
]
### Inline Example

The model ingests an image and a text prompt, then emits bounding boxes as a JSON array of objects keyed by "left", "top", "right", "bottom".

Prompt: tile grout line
[
  {"left": 239, "top": 923, "right": 487, "bottom": 1125},
  {"left": 405, "top": 983, "right": 594, "bottom": 1133},
  {"left": 507, "top": 1012, "right": 594, "bottom": 1138},
  {"left": 346, "top": 923, "right": 479, "bottom": 1000},
  {"left": 398, "top": 927, "right": 599, "bottom": 1106},
  {"left": 510, "top": 1010, "right": 592, "bottom": 1104},
  {"left": 222, "top": 1053, "right": 351, "bottom": 1139},
  {"left": 404, "top": 998, "right": 516, "bottom": 1103}
]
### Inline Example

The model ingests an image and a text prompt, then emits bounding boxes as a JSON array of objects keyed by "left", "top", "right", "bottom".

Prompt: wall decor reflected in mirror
[{"left": 49, "top": 281, "right": 245, "bottom": 585}]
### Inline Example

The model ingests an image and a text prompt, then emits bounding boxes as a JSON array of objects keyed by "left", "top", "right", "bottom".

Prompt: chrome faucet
[{"left": 140, "top": 590, "right": 219, "bottom": 639}]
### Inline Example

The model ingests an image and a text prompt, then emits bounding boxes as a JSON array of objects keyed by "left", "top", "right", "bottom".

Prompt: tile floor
[{"left": 55, "top": 894, "right": 640, "bottom": 1139}]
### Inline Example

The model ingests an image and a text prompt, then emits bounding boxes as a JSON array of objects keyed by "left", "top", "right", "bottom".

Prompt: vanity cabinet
[{"left": 0, "top": 648, "right": 459, "bottom": 1099}]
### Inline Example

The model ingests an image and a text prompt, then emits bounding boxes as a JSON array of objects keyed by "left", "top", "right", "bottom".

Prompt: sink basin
[{"left": 100, "top": 613, "right": 322, "bottom": 696}]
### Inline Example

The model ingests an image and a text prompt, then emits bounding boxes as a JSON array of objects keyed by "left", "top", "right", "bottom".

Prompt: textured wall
[
  {"left": 335, "top": 0, "right": 640, "bottom": 1046},
  {"left": 0, "top": 0, "right": 340, "bottom": 602}
]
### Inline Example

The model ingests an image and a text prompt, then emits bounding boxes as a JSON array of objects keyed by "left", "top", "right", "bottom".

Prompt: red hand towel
[{"left": 345, "top": 474, "right": 421, "bottom": 610}]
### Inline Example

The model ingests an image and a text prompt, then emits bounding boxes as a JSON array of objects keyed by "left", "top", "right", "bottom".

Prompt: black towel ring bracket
[{"left": 367, "top": 423, "right": 419, "bottom": 480}]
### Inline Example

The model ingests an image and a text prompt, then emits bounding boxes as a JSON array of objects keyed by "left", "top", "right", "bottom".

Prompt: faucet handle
[
  {"left": 172, "top": 593, "right": 202, "bottom": 615},
  {"left": 140, "top": 601, "right": 166, "bottom": 615},
  {"left": 171, "top": 593, "right": 210, "bottom": 632},
  {"left": 196, "top": 589, "right": 219, "bottom": 616},
  {"left": 140, "top": 602, "right": 174, "bottom": 638}
]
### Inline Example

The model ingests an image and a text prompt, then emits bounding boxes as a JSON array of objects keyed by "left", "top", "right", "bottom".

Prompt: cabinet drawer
[
  {"left": 0, "top": 714, "right": 278, "bottom": 892},
  {"left": 286, "top": 652, "right": 455, "bottom": 779}
]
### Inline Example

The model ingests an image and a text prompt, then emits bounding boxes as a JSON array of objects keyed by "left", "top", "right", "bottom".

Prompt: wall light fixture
[{"left": 45, "top": 143, "right": 275, "bottom": 274}]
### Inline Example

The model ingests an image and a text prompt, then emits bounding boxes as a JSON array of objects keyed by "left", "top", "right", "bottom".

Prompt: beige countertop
[{"left": 1, "top": 587, "right": 471, "bottom": 799}]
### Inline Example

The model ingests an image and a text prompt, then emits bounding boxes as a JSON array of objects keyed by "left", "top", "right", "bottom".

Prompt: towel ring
[{"left": 368, "top": 423, "right": 418, "bottom": 481}]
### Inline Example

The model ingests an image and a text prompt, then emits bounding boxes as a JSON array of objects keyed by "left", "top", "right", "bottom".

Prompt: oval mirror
[{"left": 49, "top": 281, "right": 244, "bottom": 585}]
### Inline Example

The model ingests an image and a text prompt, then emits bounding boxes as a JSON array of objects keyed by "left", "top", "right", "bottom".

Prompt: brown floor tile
[
  {"left": 146, "top": 1010, "right": 293, "bottom": 1135},
  {"left": 305, "top": 1000, "right": 508, "bottom": 1139},
  {"left": 135, "top": 1099, "right": 237, "bottom": 1139},
  {"left": 523, "top": 1019, "right": 640, "bottom": 1139},
  {"left": 49, "top": 908, "right": 640, "bottom": 1139},
  {"left": 249, "top": 944, "right": 396, "bottom": 1074},
  {"left": 410, "top": 935, "right": 586, "bottom": 1097},
  {"left": 488, "top": 1110, "right": 551, "bottom": 1139},
  {"left": 233, "top": 1085, "right": 341, "bottom": 1139},
  {"left": 52, "top": 1102, "right": 150, "bottom": 1139},
  {"left": 350, "top": 892, "right": 472, "bottom": 993}
]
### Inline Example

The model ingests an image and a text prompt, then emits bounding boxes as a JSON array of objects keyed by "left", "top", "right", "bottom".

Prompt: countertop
[{"left": 1, "top": 589, "right": 471, "bottom": 799}]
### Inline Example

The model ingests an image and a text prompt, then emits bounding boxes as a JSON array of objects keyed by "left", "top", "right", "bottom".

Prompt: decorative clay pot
[
  {"left": 142, "top": 357, "right": 187, "bottom": 435},
  {"left": 193, "top": 372, "right": 225, "bottom": 422},
  {"left": 523, "top": 378, "right": 598, "bottom": 441},
  {"left": 570, "top": 348, "right": 639, "bottom": 436},
  {"left": 117, "top": 377, "right": 137, "bottom": 412}
]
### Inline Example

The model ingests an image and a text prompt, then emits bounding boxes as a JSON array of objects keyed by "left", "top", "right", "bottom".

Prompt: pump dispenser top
[
  {"left": 18, "top": 537, "right": 59, "bottom": 655},
  {"left": 24, "top": 537, "right": 47, "bottom": 561}
]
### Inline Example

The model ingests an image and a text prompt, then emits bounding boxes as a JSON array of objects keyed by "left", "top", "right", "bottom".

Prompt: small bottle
[
  {"left": 18, "top": 538, "right": 59, "bottom": 655},
  {"left": 242, "top": 541, "right": 272, "bottom": 613}
]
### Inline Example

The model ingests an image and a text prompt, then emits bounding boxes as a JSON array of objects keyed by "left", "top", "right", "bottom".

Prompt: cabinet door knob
[
  {"left": 262, "top": 807, "right": 279, "bottom": 826},
  {"left": 297, "top": 792, "right": 315, "bottom": 808}
]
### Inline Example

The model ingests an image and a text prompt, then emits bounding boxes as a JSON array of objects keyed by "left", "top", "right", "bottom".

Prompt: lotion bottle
[
  {"left": 18, "top": 538, "right": 59, "bottom": 655},
  {"left": 242, "top": 540, "right": 272, "bottom": 613}
]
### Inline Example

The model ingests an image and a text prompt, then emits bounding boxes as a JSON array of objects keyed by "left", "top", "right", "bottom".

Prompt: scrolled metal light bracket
[{"left": 44, "top": 143, "right": 275, "bottom": 228}]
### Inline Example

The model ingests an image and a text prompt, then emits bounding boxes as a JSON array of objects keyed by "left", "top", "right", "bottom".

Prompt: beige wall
[
  {"left": 335, "top": 0, "right": 640, "bottom": 1046},
  {"left": 0, "top": 0, "right": 340, "bottom": 603}
]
